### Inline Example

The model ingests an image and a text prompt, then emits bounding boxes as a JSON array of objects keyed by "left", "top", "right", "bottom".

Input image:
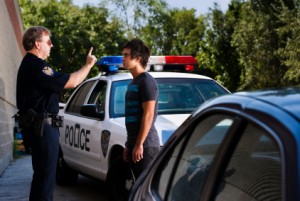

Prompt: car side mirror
[
  {"left": 80, "top": 104, "right": 104, "bottom": 120},
  {"left": 59, "top": 102, "right": 65, "bottom": 110}
]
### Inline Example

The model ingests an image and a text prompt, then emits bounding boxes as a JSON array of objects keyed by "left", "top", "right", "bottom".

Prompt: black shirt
[
  {"left": 16, "top": 53, "right": 70, "bottom": 114},
  {"left": 125, "top": 72, "right": 159, "bottom": 147}
]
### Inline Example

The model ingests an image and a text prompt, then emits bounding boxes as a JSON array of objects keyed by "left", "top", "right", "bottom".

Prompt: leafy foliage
[
  {"left": 277, "top": 0, "right": 300, "bottom": 86},
  {"left": 19, "top": 0, "right": 127, "bottom": 101},
  {"left": 198, "top": 2, "right": 242, "bottom": 91},
  {"left": 19, "top": 0, "right": 126, "bottom": 77},
  {"left": 19, "top": 0, "right": 300, "bottom": 95}
]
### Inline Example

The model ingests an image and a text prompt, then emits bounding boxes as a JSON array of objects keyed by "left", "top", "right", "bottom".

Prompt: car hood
[{"left": 111, "top": 114, "right": 190, "bottom": 145}]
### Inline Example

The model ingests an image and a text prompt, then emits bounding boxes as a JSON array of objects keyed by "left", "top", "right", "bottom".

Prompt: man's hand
[
  {"left": 86, "top": 47, "right": 97, "bottom": 68},
  {"left": 132, "top": 144, "right": 143, "bottom": 163}
]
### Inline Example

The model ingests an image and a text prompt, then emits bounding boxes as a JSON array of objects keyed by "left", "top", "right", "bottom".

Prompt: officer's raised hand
[
  {"left": 64, "top": 47, "right": 97, "bottom": 89},
  {"left": 86, "top": 47, "right": 97, "bottom": 68}
]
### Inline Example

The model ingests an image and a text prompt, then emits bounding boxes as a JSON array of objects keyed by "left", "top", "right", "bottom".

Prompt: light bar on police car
[{"left": 96, "top": 55, "right": 198, "bottom": 74}]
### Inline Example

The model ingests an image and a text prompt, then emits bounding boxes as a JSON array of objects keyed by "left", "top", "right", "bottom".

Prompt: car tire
[
  {"left": 106, "top": 156, "right": 132, "bottom": 201},
  {"left": 56, "top": 150, "right": 78, "bottom": 186}
]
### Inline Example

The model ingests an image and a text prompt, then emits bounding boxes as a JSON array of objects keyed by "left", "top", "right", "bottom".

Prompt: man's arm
[
  {"left": 64, "top": 47, "right": 97, "bottom": 89},
  {"left": 132, "top": 100, "right": 156, "bottom": 163}
]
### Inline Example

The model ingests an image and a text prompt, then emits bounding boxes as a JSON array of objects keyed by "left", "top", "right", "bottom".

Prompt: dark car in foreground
[{"left": 129, "top": 87, "right": 300, "bottom": 201}]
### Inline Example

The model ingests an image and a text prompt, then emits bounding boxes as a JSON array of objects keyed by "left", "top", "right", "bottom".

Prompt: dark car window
[
  {"left": 109, "top": 78, "right": 228, "bottom": 118},
  {"left": 153, "top": 114, "right": 234, "bottom": 200},
  {"left": 65, "top": 81, "right": 96, "bottom": 114},
  {"left": 156, "top": 78, "right": 228, "bottom": 115},
  {"left": 87, "top": 81, "right": 107, "bottom": 112},
  {"left": 215, "top": 124, "right": 281, "bottom": 201}
]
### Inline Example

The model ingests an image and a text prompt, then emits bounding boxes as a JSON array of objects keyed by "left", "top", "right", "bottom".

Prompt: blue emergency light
[{"left": 96, "top": 56, "right": 123, "bottom": 74}]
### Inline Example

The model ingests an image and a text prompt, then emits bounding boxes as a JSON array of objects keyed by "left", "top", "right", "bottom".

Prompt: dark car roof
[
  {"left": 196, "top": 87, "right": 300, "bottom": 122},
  {"left": 234, "top": 88, "right": 300, "bottom": 121}
]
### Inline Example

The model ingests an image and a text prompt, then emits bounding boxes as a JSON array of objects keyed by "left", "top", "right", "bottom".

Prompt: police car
[{"left": 56, "top": 55, "right": 229, "bottom": 200}]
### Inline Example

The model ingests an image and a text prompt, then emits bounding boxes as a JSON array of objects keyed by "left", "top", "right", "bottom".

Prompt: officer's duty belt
[{"left": 46, "top": 113, "right": 64, "bottom": 127}]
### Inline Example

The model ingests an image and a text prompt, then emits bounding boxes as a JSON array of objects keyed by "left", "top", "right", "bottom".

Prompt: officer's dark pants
[{"left": 29, "top": 121, "right": 59, "bottom": 201}]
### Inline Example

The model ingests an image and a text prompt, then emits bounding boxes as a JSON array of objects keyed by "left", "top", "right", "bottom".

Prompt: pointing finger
[{"left": 88, "top": 47, "right": 93, "bottom": 55}]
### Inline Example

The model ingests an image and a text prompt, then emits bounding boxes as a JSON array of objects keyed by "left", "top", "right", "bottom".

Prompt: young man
[
  {"left": 122, "top": 39, "right": 160, "bottom": 180},
  {"left": 16, "top": 26, "right": 97, "bottom": 201}
]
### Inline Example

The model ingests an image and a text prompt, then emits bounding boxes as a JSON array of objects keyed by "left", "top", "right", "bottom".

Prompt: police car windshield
[{"left": 110, "top": 78, "right": 228, "bottom": 118}]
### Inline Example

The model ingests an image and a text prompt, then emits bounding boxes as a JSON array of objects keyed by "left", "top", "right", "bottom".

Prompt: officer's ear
[{"left": 35, "top": 41, "right": 41, "bottom": 49}]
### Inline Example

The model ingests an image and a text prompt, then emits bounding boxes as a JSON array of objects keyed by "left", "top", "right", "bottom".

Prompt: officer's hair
[
  {"left": 22, "top": 26, "right": 51, "bottom": 51},
  {"left": 123, "top": 39, "right": 150, "bottom": 69}
]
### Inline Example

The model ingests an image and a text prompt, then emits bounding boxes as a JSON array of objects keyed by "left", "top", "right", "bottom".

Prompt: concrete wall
[{"left": 0, "top": 0, "right": 24, "bottom": 175}]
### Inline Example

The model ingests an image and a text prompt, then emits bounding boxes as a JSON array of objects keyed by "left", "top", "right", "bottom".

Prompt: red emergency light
[
  {"left": 148, "top": 56, "right": 197, "bottom": 72},
  {"left": 165, "top": 56, "right": 197, "bottom": 65}
]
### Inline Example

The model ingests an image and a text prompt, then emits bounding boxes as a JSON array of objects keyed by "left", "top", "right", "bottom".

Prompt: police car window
[
  {"left": 110, "top": 80, "right": 131, "bottom": 118},
  {"left": 155, "top": 78, "right": 228, "bottom": 115},
  {"left": 87, "top": 81, "right": 107, "bottom": 112},
  {"left": 194, "top": 80, "right": 227, "bottom": 100},
  {"left": 152, "top": 114, "right": 234, "bottom": 200},
  {"left": 65, "top": 81, "right": 96, "bottom": 114},
  {"left": 109, "top": 78, "right": 228, "bottom": 118},
  {"left": 215, "top": 124, "right": 281, "bottom": 201}
]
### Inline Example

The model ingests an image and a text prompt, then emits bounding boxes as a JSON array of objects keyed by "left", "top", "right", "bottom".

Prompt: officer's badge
[
  {"left": 101, "top": 130, "right": 111, "bottom": 157},
  {"left": 42, "top": 66, "right": 53, "bottom": 76}
]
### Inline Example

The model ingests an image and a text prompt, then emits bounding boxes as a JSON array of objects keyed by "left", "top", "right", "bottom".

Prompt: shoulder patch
[{"left": 42, "top": 66, "right": 53, "bottom": 76}]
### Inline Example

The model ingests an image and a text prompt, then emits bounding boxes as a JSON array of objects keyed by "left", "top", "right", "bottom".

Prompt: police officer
[{"left": 16, "top": 26, "right": 97, "bottom": 201}]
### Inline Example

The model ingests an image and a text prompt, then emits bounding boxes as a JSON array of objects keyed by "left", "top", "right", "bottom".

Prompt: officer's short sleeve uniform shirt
[{"left": 17, "top": 53, "right": 70, "bottom": 114}]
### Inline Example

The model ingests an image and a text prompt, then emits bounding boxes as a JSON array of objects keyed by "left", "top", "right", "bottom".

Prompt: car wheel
[
  {"left": 56, "top": 150, "right": 78, "bottom": 186},
  {"left": 106, "top": 156, "right": 132, "bottom": 201}
]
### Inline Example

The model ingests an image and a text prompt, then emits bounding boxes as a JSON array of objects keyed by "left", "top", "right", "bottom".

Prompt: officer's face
[{"left": 36, "top": 33, "right": 53, "bottom": 60}]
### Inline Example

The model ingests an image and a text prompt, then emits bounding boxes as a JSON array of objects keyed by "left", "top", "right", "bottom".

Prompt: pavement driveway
[{"left": 0, "top": 155, "right": 108, "bottom": 201}]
